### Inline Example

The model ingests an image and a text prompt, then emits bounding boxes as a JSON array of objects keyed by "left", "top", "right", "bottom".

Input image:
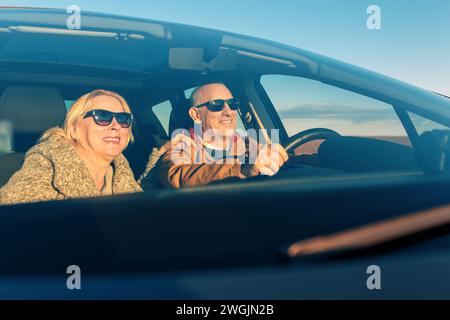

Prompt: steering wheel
[{"left": 284, "top": 128, "right": 341, "bottom": 155}]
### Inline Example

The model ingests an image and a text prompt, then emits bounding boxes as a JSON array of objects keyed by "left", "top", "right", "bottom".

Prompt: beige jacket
[{"left": 0, "top": 135, "right": 142, "bottom": 205}]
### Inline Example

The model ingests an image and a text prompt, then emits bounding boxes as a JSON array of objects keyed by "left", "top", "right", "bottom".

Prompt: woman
[{"left": 0, "top": 89, "right": 142, "bottom": 205}]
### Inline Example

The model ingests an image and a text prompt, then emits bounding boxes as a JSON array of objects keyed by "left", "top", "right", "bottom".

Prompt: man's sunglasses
[
  {"left": 83, "top": 109, "right": 133, "bottom": 128},
  {"left": 193, "top": 98, "right": 240, "bottom": 112}
]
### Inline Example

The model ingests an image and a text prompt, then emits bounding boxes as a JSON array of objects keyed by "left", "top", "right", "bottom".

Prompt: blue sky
[{"left": 2, "top": 0, "right": 449, "bottom": 96}]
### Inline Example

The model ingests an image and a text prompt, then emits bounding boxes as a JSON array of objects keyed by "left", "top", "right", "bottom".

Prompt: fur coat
[{"left": 0, "top": 135, "right": 142, "bottom": 205}]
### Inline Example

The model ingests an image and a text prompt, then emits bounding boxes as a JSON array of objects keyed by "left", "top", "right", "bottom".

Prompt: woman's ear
[
  {"left": 188, "top": 107, "right": 201, "bottom": 122},
  {"left": 69, "top": 124, "right": 78, "bottom": 142}
]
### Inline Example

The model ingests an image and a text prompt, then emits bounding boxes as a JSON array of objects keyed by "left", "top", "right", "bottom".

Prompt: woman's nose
[{"left": 109, "top": 117, "right": 121, "bottom": 130}]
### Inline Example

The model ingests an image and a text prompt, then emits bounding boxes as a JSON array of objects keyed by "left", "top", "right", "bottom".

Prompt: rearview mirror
[{"left": 168, "top": 47, "right": 237, "bottom": 71}]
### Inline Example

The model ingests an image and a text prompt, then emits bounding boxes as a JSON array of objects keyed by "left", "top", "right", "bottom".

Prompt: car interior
[
  {"left": 2, "top": 8, "right": 450, "bottom": 277},
  {"left": 0, "top": 44, "right": 427, "bottom": 185},
  {"left": 4, "top": 8, "right": 449, "bottom": 188},
  {"left": 0, "top": 80, "right": 422, "bottom": 188},
  {"left": 1, "top": 9, "right": 441, "bottom": 186}
]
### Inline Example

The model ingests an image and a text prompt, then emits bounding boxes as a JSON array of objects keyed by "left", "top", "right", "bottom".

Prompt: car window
[
  {"left": 65, "top": 100, "right": 75, "bottom": 110},
  {"left": 152, "top": 100, "right": 172, "bottom": 135},
  {"left": 261, "top": 75, "right": 410, "bottom": 144},
  {"left": 407, "top": 111, "right": 449, "bottom": 135},
  {"left": 0, "top": 120, "right": 12, "bottom": 153},
  {"left": 184, "top": 87, "right": 197, "bottom": 99}
]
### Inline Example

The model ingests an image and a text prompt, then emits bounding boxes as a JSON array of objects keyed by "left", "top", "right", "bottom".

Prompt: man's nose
[{"left": 222, "top": 102, "right": 233, "bottom": 115}]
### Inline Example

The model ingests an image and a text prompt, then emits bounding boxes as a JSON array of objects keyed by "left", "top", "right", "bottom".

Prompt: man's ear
[{"left": 188, "top": 107, "right": 201, "bottom": 122}]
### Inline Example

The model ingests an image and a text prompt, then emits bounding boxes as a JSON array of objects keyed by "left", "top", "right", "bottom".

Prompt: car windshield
[
  {"left": 1, "top": 4, "right": 450, "bottom": 301},
  {"left": 1, "top": 9, "right": 450, "bottom": 204}
]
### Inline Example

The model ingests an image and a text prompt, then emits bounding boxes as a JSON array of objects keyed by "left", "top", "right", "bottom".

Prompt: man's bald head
[
  {"left": 188, "top": 83, "right": 237, "bottom": 137},
  {"left": 190, "top": 83, "right": 233, "bottom": 107}
]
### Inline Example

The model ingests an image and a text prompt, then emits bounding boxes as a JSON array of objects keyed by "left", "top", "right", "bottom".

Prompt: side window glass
[
  {"left": 152, "top": 100, "right": 172, "bottom": 135},
  {"left": 184, "top": 87, "right": 197, "bottom": 99},
  {"left": 407, "top": 111, "right": 449, "bottom": 135},
  {"left": 0, "top": 120, "right": 12, "bottom": 153},
  {"left": 65, "top": 100, "right": 75, "bottom": 110},
  {"left": 260, "top": 74, "right": 410, "bottom": 145}
]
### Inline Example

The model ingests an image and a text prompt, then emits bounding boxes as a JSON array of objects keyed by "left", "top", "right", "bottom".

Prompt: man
[{"left": 140, "top": 83, "right": 288, "bottom": 189}]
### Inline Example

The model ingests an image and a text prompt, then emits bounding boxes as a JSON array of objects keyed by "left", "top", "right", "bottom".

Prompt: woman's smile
[{"left": 103, "top": 136, "right": 121, "bottom": 144}]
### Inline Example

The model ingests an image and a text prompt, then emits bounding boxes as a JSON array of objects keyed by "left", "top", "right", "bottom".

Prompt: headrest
[
  {"left": 169, "top": 98, "right": 193, "bottom": 135},
  {"left": 0, "top": 86, "right": 66, "bottom": 151}
]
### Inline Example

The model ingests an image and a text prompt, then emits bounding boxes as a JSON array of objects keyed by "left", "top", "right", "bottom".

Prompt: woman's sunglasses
[
  {"left": 84, "top": 109, "right": 133, "bottom": 128},
  {"left": 193, "top": 98, "right": 240, "bottom": 112}
]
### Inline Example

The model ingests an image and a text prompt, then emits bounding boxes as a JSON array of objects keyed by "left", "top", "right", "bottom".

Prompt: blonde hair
[{"left": 40, "top": 89, "right": 134, "bottom": 146}]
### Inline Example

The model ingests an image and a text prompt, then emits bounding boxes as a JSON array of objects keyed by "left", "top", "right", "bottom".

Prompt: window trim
[{"left": 254, "top": 75, "right": 289, "bottom": 144}]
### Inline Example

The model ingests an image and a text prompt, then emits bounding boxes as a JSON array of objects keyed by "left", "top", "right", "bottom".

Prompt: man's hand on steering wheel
[{"left": 241, "top": 143, "right": 289, "bottom": 177}]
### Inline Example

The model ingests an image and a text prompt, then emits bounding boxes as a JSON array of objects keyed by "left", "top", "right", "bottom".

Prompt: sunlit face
[
  {"left": 189, "top": 83, "right": 237, "bottom": 137},
  {"left": 74, "top": 95, "right": 130, "bottom": 163}
]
